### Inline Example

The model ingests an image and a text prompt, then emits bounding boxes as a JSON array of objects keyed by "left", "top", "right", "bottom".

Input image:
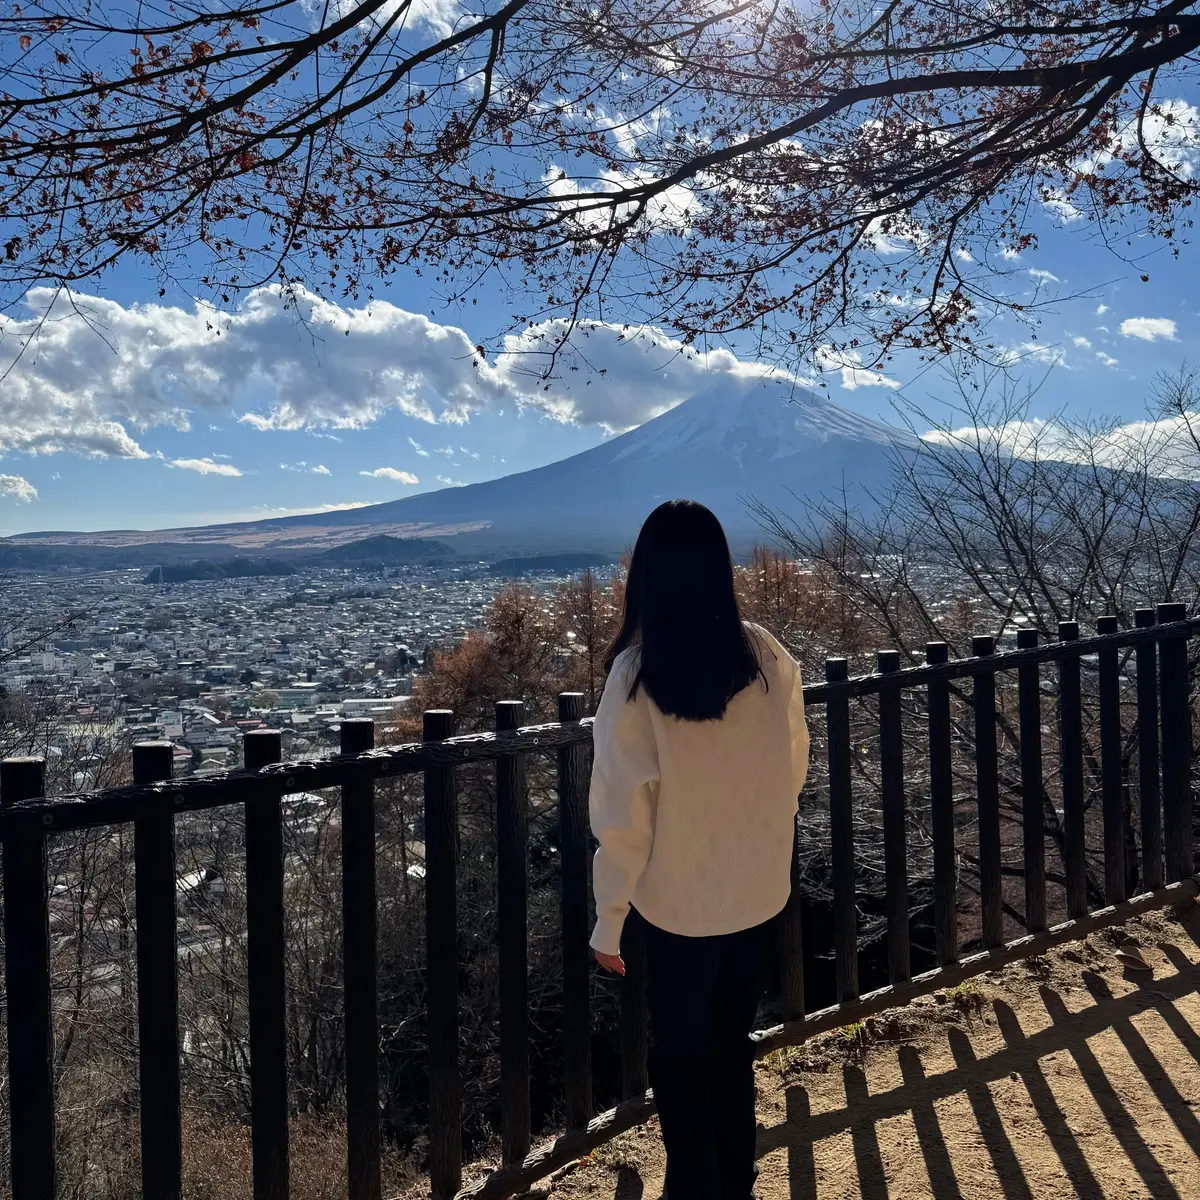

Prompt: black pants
[{"left": 629, "top": 908, "right": 774, "bottom": 1200}]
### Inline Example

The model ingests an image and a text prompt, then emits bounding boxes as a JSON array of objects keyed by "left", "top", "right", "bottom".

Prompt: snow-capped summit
[{"left": 253, "top": 373, "right": 910, "bottom": 553}]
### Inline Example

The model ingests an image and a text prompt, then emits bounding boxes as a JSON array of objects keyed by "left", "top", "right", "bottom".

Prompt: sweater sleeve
[
  {"left": 751, "top": 625, "right": 809, "bottom": 799},
  {"left": 588, "top": 655, "right": 660, "bottom": 956},
  {"left": 786, "top": 649, "right": 810, "bottom": 799}
]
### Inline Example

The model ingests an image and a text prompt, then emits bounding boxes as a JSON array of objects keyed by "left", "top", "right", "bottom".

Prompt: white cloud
[
  {"left": 815, "top": 345, "right": 901, "bottom": 391},
  {"left": 922, "top": 411, "right": 1200, "bottom": 479},
  {"left": 170, "top": 457, "right": 243, "bottom": 476},
  {"left": 1001, "top": 246, "right": 1024, "bottom": 261},
  {"left": 1120, "top": 317, "right": 1177, "bottom": 342},
  {"left": 1041, "top": 188, "right": 1083, "bottom": 223},
  {"left": 953, "top": 248, "right": 974, "bottom": 263},
  {"left": 1029, "top": 268, "right": 1060, "bottom": 283},
  {"left": 546, "top": 165, "right": 702, "bottom": 235},
  {"left": 1097, "top": 304, "right": 1110, "bottom": 315},
  {"left": 1096, "top": 352, "right": 1120, "bottom": 367},
  {"left": 437, "top": 475, "right": 467, "bottom": 487},
  {"left": 459, "top": 446, "right": 480, "bottom": 459},
  {"left": 1078, "top": 98, "right": 1200, "bottom": 182},
  {"left": 862, "top": 213, "right": 928, "bottom": 255},
  {"left": 280, "top": 460, "right": 331, "bottom": 474},
  {"left": 359, "top": 467, "right": 420, "bottom": 484},
  {"left": 0, "top": 474, "right": 37, "bottom": 503},
  {"left": 1072, "top": 336, "right": 1092, "bottom": 349},
  {"left": 0, "top": 285, "right": 861, "bottom": 450}
]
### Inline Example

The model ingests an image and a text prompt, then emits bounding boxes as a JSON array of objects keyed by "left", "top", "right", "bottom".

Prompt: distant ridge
[{"left": 489, "top": 552, "right": 616, "bottom": 576}]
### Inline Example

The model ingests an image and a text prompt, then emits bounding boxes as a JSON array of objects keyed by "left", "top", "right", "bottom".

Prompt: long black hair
[{"left": 605, "top": 500, "right": 764, "bottom": 721}]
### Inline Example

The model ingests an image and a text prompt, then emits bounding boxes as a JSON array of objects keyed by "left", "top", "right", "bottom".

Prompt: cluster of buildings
[{"left": 0, "top": 563, "right": 503, "bottom": 782}]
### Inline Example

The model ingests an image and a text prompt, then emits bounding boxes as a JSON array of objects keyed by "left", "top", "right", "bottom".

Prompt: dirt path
[{"left": 538, "top": 905, "right": 1200, "bottom": 1200}]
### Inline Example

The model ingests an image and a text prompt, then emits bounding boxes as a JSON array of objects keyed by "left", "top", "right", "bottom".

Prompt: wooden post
[
  {"left": 1, "top": 756, "right": 55, "bottom": 1200},
  {"left": 495, "top": 701, "right": 531, "bottom": 1164},
  {"left": 1058, "top": 621, "right": 1088, "bottom": 918},
  {"left": 424, "top": 709, "right": 461, "bottom": 1199},
  {"left": 558, "top": 692, "right": 592, "bottom": 1130},
  {"left": 340, "top": 719, "right": 381, "bottom": 1200},
  {"left": 877, "top": 650, "right": 910, "bottom": 984},
  {"left": 133, "top": 741, "right": 182, "bottom": 1200},
  {"left": 826, "top": 658, "right": 858, "bottom": 1002},
  {"left": 1097, "top": 616, "right": 1126, "bottom": 903},
  {"left": 243, "top": 728, "right": 289, "bottom": 1200},
  {"left": 1135, "top": 608, "right": 1162, "bottom": 891},
  {"left": 926, "top": 643, "right": 956, "bottom": 965},
  {"left": 1016, "top": 630, "right": 1046, "bottom": 933},
  {"left": 973, "top": 636, "right": 1002, "bottom": 948},
  {"left": 779, "top": 812, "right": 806, "bottom": 1019},
  {"left": 1158, "top": 603, "right": 1192, "bottom": 882}
]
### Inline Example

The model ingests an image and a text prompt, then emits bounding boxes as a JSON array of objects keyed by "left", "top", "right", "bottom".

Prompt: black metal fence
[{"left": 2, "top": 605, "right": 1198, "bottom": 1200}]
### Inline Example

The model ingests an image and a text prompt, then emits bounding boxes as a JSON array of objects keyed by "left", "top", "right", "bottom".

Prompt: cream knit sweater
[{"left": 588, "top": 624, "right": 810, "bottom": 956}]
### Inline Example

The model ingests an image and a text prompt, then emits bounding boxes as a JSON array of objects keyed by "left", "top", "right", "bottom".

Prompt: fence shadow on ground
[{"left": 752, "top": 912, "right": 1200, "bottom": 1200}]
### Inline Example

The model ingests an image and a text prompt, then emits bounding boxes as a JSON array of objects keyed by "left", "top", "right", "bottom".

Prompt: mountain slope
[
  {"left": 16, "top": 376, "right": 910, "bottom": 556},
  {"left": 246, "top": 375, "right": 908, "bottom": 551}
]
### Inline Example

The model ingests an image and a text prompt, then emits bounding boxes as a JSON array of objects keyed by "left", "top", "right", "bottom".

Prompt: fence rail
[{"left": 2, "top": 605, "right": 1198, "bottom": 1200}]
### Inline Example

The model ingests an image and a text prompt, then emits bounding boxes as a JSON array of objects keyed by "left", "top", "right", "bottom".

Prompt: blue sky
[{"left": 1, "top": 173, "right": 1198, "bottom": 535}]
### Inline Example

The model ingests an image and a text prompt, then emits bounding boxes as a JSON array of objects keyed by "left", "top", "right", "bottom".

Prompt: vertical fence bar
[
  {"left": 133, "top": 741, "right": 182, "bottom": 1200},
  {"left": 927, "top": 643, "right": 956, "bottom": 965},
  {"left": 1, "top": 756, "right": 55, "bottom": 1200},
  {"left": 1016, "top": 631, "right": 1046, "bottom": 934},
  {"left": 243, "top": 728, "right": 289, "bottom": 1200},
  {"left": 558, "top": 692, "right": 592, "bottom": 1129},
  {"left": 1135, "top": 608, "right": 1163, "bottom": 891},
  {"left": 1058, "top": 621, "right": 1088, "bottom": 918},
  {"left": 424, "top": 709, "right": 461, "bottom": 1199},
  {"left": 340, "top": 719, "right": 381, "bottom": 1200},
  {"left": 495, "top": 701, "right": 531, "bottom": 1163},
  {"left": 1158, "top": 603, "right": 1192, "bottom": 882},
  {"left": 973, "top": 636, "right": 1003, "bottom": 948},
  {"left": 779, "top": 813, "right": 806, "bottom": 1018},
  {"left": 826, "top": 658, "right": 858, "bottom": 1002},
  {"left": 877, "top": 651, "right": 910, "bottom": 984},
  {"left": 1096, "top": 616, "right": 1126, "bottom": 904},
  {"left": 620, "top": 914, "right": 649, "bottom": 1099}
]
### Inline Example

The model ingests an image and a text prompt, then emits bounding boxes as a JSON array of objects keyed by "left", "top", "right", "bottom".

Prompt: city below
[{"left": 1, "top": 561, "right": 553, "bottom": 785}]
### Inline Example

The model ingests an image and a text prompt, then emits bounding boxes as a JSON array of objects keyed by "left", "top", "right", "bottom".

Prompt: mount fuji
[{"left": 15, "top": 376, "right": 912, "bottom": 557}]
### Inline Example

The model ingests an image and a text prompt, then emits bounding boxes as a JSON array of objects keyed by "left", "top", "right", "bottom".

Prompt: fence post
[
  {"left": 243, "top": 728, "right": 289, "bottom": 1200},
  {"left": 1158, "top": 603, "right": 1192, "bottom": 882},
  {"left": 973, "top": 636, "right": 1003, "bottom": 948},
  {"left": 926, "top": 643, "right": 956, "bottom": 965},
  {"left": 1097, "top": 616, "right": 1126, "bottom": 903},
  {"left": 424, "top": 709, "right": 461, "bottom": 1199},
  {"left": 779, "top": 812, "right": 806, "bottom": 1019},
  {"left": 1, "top": 756, "right": 55, "bottom": 1200},
  {"left": 558, "top": 692, "right": 592, "bottom": 1129},
  {"left": 877, "top": 650, "right": 910, "bottom": 984},
  {"left": 1016, "top": 630, "right": 1046, "bottom": 933},
  {"left": 1058, "top": 621, "right": 1088, "bottom": 918},
  {"left": 133, "top": 740, "right": 182, "bottom": 1200},
  {"left": 826, "top": 658, "right": 858, "bottom": 1002},
  {"left": 340, "top": 719, "right": 381, "bottom": 1200},
  {"left": 1135, "top": 608, "right": 1162, "bottom": 891},
  {"left": 495, "top": 700, "right": 531, "bottom": 1163}
]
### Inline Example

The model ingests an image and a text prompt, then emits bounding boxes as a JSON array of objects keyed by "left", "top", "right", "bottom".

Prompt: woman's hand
[{"left": 594, "top": 950, "right": 626, "bottom": 975}]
